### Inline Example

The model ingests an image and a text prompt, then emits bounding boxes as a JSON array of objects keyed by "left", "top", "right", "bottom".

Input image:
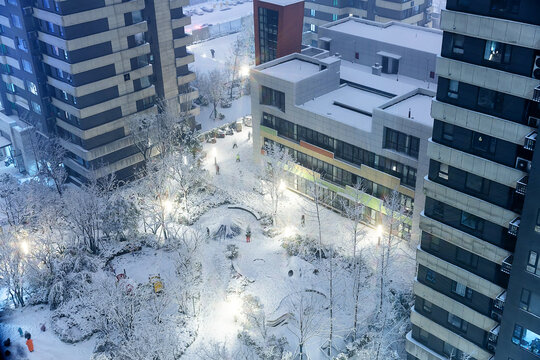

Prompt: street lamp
[
  {"left": 19, "top": 241, "right": 29, "bottom": 255},
  {"left": 239, "top": 64, "right": 250, "bottom": 78}
]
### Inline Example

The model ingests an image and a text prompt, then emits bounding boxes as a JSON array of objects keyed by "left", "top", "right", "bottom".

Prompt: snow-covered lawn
[
  {"left": 185, "top": 0, "right": 253, "bottom": 34},
  {"left": 0, "top": 119, "right": 415, "bottom": 360}
]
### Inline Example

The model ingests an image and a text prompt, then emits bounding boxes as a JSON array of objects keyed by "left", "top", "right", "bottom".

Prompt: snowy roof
[
  {"left": 384, "top": 94, "right": 434, "bottom": 127},
  {"left": 326, "top": 19, "right": 442, "bottom": 55},
  {"left": 260, "top": 59, "right": 320, "bottom": 82},
  {"left": 299, "top": 85, "right": 391, "bottom": 133},
  {"left": 340, "top": 60, "right": 436, "bottom": 93},
  {"left": 259, "top": 0, "right": 303, "bottom": 6}
]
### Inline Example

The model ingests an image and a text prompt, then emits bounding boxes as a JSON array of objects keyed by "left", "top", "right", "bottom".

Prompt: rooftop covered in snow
[
  {"left": 383, "top": 93, "right": 435, "bottom": 127},
  {"left": 260, "top": 58, "right": 321, "bottom": 81},
  {"left": 324, "top": 18, "right": 442, "bottom": 55},
  {"left": 258, "top": 0, "right": 303, "bottom": 6}
]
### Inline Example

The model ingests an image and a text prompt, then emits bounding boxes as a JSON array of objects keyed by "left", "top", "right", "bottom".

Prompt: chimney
[{"left": 372, "top": 62, "right": 382, "bottom": 76}]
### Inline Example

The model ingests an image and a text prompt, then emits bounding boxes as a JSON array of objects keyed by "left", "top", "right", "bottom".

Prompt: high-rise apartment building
[
  {"left": 406, "top": 1, "right": 540, "bottom": 360},
  {"left": 254, "top": 0, "right": 304, "bottom": 65},
  {"left": 303, "top": 0, "right": 433, "bottom": 45},
  {"left": 0, "top": 0, "right": 197, "bottom": 183}
]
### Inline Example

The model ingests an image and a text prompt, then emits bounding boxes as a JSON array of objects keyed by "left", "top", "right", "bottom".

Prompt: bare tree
[
  {"left": 341, "top": 181, "right": 368, "bottom": 338},
  {"left": 286, "top": 289, "right": 325, "bottom": 359},
  {"left": 260, "top": 142, "right": 296, "bottom": 226},
  {"left": 126, "top": 112, "right": 158, "bottom": 174},
  {"left": 0, "top": 231, "right": 28, "bottom": 307},
  {"left": 37, "top": 136, "right": 68, "bottom": 194},
  {"left": 225, "top": 36, "right": 243, "bottom": 101},
  {"left": 197, "top": 69, "right": 227, "bottom": 120}
]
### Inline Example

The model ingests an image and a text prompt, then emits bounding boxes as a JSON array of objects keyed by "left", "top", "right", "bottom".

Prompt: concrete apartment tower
[
  {"left": 0, "top": 0, "right": 197, "bottom": 183},
  {"left": 303, "top": 0, "right": 433, "bottom": 45},
  {"left": 406, "top": 1, "right": 540, "bottom": 360}
]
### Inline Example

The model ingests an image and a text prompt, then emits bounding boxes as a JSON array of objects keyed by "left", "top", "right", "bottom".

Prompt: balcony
[
  {"left": 501, "top": 255, "right": 513, "bottom": 275},
  {"left": 494, "top": 291, "right": 506, "bottom": 311},
  {"left": 534, "top": 84, "right": 540, "bottom": 102},
  {"left": 516, "top": 175, "right": 528, "bottom": 196},
  {"left": 487, "top": 325, "right": 499, "bottom": 352},
  {"left": 524, "top": 131, "right": 537, "bottom": 150},
  {"left": 508, "top": 217, "right": 520, "bottom": 236}
]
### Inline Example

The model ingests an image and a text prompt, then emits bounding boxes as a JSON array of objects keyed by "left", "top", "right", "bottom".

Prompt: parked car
[
  {"left": 220, "top": 99, "right": 232, "bottom": 108},
  {"left": 243, "top": 115, "right": 252, "bottom": 127},
  {"left": 216, "top": 129, "right": 226, "bottom": 138},
  {"left": 194, "top": 95, "right": 209, "bottom": 106},
  {"left": 226, "top": 128, "right": 234, "bottom": 135}
]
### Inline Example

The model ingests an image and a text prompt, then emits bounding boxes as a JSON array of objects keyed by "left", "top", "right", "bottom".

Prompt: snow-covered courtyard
[{"left": 0, "top": 124, "right": 415, "bottom": 360}]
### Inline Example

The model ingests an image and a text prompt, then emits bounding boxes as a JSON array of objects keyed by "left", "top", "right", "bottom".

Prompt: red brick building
[{"left": 253, "top": 0, "right": 304, "bottom": 65}]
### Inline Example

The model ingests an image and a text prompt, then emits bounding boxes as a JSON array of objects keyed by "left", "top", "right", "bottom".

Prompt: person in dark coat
[
  {"left": 24, "top": 332, "right": 30, "bottom": 340},
  {"left": 210, "top": 49, "right": 215, "bottom": 58},
  {"left": 3, "top": 338, "right": 10, "bottom": 347},
  {"left": 17, "top": 328, "right": 23, "bottom": 337}
]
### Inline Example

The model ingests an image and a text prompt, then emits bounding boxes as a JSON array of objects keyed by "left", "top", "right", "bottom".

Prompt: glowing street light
[
  {"left": 19, "top": 241, "right": 29, "bottom": 255},
  {"left": 239, "top": 64, "right": 250, "bottom": 78},
  {"left": 163, "top": 199, "right": 173, "bottom": 213},
  {"left": 279, "top": 179, "right": 287, "bottom": 192}
]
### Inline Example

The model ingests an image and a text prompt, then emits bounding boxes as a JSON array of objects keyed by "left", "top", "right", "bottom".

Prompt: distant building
[
  {"left": 0, "top": 0, "right": 198, "bottom": 181},
  {"left": 303, "top": 0, "right": 433, "bottom": 46},
  {"left": 406, "top": 1, "right": 540, "bottom": 360},
  {"left": 254, "top": 0, "right": 305, "bottom": 65},
  {"left": 251, "top": 19, "right": 441, "bottom": 238},
  {"left": 317, "top": 18, "right": 440, "bottom": 85}
]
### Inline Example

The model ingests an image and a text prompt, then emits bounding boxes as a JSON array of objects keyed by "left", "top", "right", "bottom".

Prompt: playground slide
[{"left": 266, "top": 313, "right": 292, "bottom": 327}]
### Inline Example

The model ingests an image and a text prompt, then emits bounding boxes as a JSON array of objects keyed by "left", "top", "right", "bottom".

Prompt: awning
[{"left": 377, "top": 51, "right": 402, "bottom": 60}]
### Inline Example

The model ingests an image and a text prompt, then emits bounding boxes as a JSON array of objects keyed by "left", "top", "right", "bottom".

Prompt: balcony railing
[
  {"left": 502, "top": 255, "right": 514, "bottom": 274},
  {"left": 487, "top": 325, "right": 500, "bottom": 352},
  {"left": 494, "top": 291, "right": 506, "bottom": 311},
  {"left": 516, "top": 175, "right": 529, "bottom": 196},
  {"left": 508, "top": 217, "right": 520, "bottom": 236},
  {"left": 524, "top": 131, "right": 537, "bottom": 151}
]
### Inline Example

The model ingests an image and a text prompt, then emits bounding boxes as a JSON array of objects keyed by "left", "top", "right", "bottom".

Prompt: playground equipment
[{"left": 149, "top": 274, "right": 164, "bottom": 293}]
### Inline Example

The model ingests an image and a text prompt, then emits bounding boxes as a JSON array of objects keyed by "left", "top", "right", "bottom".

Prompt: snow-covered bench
[{"left": 227, "top": 204, "right": 261, "bottom": 220}]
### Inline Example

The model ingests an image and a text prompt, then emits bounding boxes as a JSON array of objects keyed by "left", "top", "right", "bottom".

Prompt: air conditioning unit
[
  {"left": 487, "top": 343, "right": 496, "bottom": 352},
  {"left": 22, "top": 7, "right": 33, "bottom": 15},
  {"left": 529, "top": 115, "right": 540, "bottom": 128},
  {"left": 516, "top": 157, "right": 532, "bottom": 172},
  {"left": 533, "top": 55, "right": 540, "bottom": 79}
]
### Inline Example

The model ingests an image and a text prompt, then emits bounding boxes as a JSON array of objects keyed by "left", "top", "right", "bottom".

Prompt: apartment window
[
  {"left": 383, "top": 127, "right": 420, "bottom": 159},
  {"left": 429, "top": 236, "right": 440, "bottom": 252},
  {"left": 432, "top": 201, "right": 444, "bottom": 218},
  {"left": 6, "top": 0, "right": 17, "bottom": 5},
  {"left": 477, "top": 88, "right": 503, "bottom": 111},
  {"left": 31, "top": 101, "right": 41, "bottom": 114},
  {"left": 310, "top": 24, "right": 316, "bottom": 32},
  {"left": 355, "top": 52, "right": 359, "bottom": 59},
  {"left": 438, "top": 163, "right": 449, "bottom": 180},
  {"left": 11, "top": 15, "right": 22, "bottom": 29},
  {"left": 484, "top": 41, "right": 511, "bottom": 64},
  {"left": 55, "top": 1, "right": 60, "bottom": 12},
  {"left": 472, "top": 133, "right": 496, "bottom": 154},
  {"left": 447, "top": 80, "right": 459, "bottom": 99},
  {"left": 5, "top": 83, "right": 15, "bottom": 93},
  {"left": 64, "top": 50, "right": 69, "bottom": 61},
  {"left": 16, "top": 38, "right": 28, "bottom": 52},
  {"left": 511, "top": 325, "right": 540, "bottom": 355},
  {"left": 526, "top": 250, "right": 540, "bottom": 276},
  {"left": 461, "top": 211, "right": 482, "bottom": 231},
  {"left": 447, "top": 313, "right": 468, "bottom": 332},
  {"left": 261, "top": 86, "right": 285, "bottom": 112},
  {"left": 332, "top": 14, "right": 338, "bottom": 21},
  {"left": 465, "top": 173, "right": 488, "bottom": 194},
  {"left": 443, "top": 343, "right": 466, "bottom": 360},
  {"left": 442, "top": 122, "right": 454, "bottom": 141},
  {"left": 132, "top": 10, "right": 143, "bottom": 23},
  {"left": 418, "top": 328, "right": 429, "bottom": 344},
  {"left": 520, "top": 288, "right": 531, "bottom": 311},
  {"left": 61, "top": 90, "right": 68, "bottom": 101},
  {"left": 491, "top": 0, "right": 520, "bottom": 14},
  {"left": 43, "top": 0, "right": 51, "bottom": 8},
  {"left": 21, "top": 59, "right": 32, "bottom": 73},
  {"left": 46, "top": 21, "right": 55, "bottom": 33},
  {"left": 140, "top": 76, "right": 151, "bottom": 89},
  {"left": 51, "top": 45, "right": 60, "bottom": 57},
  {"left": 134, "top": 32, "right": 145, "bottom": 46},
  {"left": 26, "top": 81, "right": 37, "bottom": 95},
  {"left": 451, "top": 281, "right": 473, "bottom": 299},
  {"left": 310, "top": 9, "right": 316, "bottom": 16},
  {"left": 456, "top": 247, "right": 478, "bottom": 268},
  {"left": 425, "top": 269, "right": 436, "bottom": 283},
  {"left": 452, "top": 34, "right": 465, "bottom": 54},
  {"left": 59, "top": 26, "right": 65, "bottom": 37},
  {"left": 258, "top": 7, "right": 279, "bottom": 62},
  {"left": 422, "top": 299, "right": 433, "bottom": 313},
  {"left": 333, "top": 0, "right": 338, "bottom": 5}
]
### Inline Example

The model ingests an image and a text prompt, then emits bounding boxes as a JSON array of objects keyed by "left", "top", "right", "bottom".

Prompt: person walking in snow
[
  {"left": 232, "top": 141, "right": 237, "bottom": 149},
  {"left": 17, "top": 328, "right": 23, "bottom": 337},
  {"left": 301, "top": 214, "right": 305, "bottom": 227},
  {"left": 26, "top": 338, "right": 33, "bottom": 352},
  {"left": 210, "top": 49, "right": 215, "bottom": 58},
  {"left": 247, "top": 131, "right": 251, "bottom": 141},
  {"left": 236, "top": 154, "right": 240, "bottom": 162}
]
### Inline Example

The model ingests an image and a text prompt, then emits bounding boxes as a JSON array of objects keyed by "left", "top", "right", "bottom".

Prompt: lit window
[
  {"left": 46, "top": 21, "right": 55, "bottom": 33},
  {"left": 26, "top": 80, "right": 38, "bottom": 95},
  {"left": 51, "top": 45, "right": 60, "bottom": 56},
  {"left": 484, "top": 41, "right": 511, "bottom": 64},
  {"left": 31, "top": 101, "right": 41, "bottom": 114},
  {"left": 332, "top": 14, "right": 338, "bottom": 21},
  {"left": 310, "top": 9, "right": 315, "bottom": 16},
  {"left": 11, "top": 14, "right": 22, "bottom": 29},
  {"left": 511, "top": 324, "right": 540, "bottom": 356},
  {"left": 21, "top": 59, "right": 33, "bottom": 73},
  {"left": 451, "top": 281, "right": 473, "bottom": 299},
  {"left": 527, "top": 250, "right": 540, "bottom": 276},
  {"left": 438, "top": 163, "right": 449, "bottom": 180},
  {"left": 310, "top": 24, "right": 316, "bottom": 32},
  {"left": 132, "top": 10, "right": 143, "bottom": 23},
  {"left": 43, "top": 0, "right": 51, "bottom": 8}
]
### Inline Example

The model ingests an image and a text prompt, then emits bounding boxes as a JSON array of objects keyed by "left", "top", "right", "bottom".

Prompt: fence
[{"left": 190, "top": 14, "right": 253, "bottom": 43}]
